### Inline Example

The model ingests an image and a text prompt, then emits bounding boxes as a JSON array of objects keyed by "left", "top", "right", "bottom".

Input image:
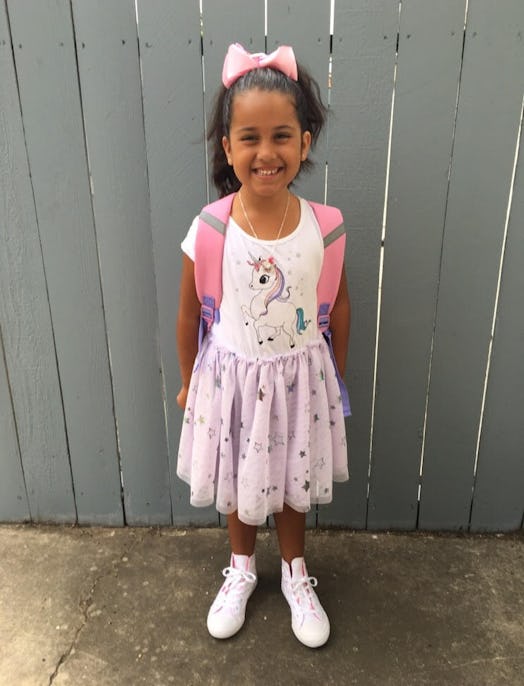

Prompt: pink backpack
[{"left": 194, "top": 192, "right": 350, "bottom": 415}]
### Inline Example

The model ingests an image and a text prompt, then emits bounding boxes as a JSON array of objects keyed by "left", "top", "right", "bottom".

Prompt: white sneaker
[
  {"left": 281, "top": 557, "right": 330, "bottom": 648},
  {"left": 207, "top": 553, "right": 257, "bottom": 639}
]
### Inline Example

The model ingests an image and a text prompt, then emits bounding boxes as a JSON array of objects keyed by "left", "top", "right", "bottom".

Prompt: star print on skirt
[{"left": 177, "top": 336, "right": 349, "bottom": 526}]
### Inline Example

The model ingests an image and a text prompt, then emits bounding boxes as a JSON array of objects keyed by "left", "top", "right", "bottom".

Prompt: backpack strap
[
  {"left": 195, "top": 193, "right": 235, "bottom": 342},
  {"left": 309, "top": 201, "right": 351, "bottom": 417},
  {"left": 308, "top": 202, "right": 346, "bottom": 332}
]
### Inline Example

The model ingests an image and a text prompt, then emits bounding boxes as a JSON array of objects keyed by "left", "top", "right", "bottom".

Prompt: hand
[{"left": 177, "top": 386, "right": 189, "bottom": 410}]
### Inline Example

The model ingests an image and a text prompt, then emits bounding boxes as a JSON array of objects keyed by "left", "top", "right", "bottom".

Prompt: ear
[
  {"left": 222, "top": 136, "right": 233, "bottom": 165},
  {"left": 300, "top": 131, "right": 312, "bottom": 162}
]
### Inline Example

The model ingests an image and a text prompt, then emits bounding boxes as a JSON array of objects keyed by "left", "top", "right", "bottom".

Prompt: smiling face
[{"left": 222, "top": 88, "right": 311, "bottom": 203}]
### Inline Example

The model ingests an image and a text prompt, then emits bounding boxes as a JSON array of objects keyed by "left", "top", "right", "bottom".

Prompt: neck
[
  {"left": 239, "top": 188, "right": 290, "bottom": 212},
  {"left": 238, "top": 189, "right": 292, "bottom": 240}
]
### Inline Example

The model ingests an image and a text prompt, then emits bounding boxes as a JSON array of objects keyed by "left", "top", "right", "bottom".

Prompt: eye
[{"left": 259, "top": 274, "right": 270, "bottom": 284}]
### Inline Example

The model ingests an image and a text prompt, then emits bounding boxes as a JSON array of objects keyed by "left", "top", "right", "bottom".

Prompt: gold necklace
[{"left": 238, "top": 191, "right": 290, "bottom": 240}]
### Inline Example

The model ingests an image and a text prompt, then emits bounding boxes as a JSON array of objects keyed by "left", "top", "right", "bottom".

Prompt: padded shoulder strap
[
  {"left": 194, "top": 193, "right": 235, "bottom": 310},
  {"left": 308, "top": 201, "right": 346, "bottom": 328},
  {"left": 309, "top": 201, "right": 351, "bottom": 416},
  {"left": 308, "top": 201, "right": 344, "bottom": 239}
]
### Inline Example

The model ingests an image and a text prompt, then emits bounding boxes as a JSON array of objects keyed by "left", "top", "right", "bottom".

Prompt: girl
[{"left": 176, "top": 43, "right": 350, "bottom": 648}]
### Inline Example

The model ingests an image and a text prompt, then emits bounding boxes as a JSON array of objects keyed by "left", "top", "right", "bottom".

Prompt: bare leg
[
  {"left": 274, "top": 503, "right": 306, "bottom": 563},
  {"left": 227, "top": 510, "right": 257, "bottom": 556}
]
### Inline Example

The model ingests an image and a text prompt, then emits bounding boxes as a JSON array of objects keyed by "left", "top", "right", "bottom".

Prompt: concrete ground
[{"left": 0, "top": 526, "right": 523, "bottom": 686}]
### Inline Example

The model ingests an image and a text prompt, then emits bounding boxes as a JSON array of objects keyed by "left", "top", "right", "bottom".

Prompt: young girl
[{"left": 176, "top": 43, "right": 350, "bottom": 648}]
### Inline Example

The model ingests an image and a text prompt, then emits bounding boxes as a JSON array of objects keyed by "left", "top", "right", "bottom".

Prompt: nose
[{"left": 257, "top": 137, "right": 277, "bottom": 161}]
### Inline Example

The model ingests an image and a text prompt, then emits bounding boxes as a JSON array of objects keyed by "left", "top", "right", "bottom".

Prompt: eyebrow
[{"left": 236, "top": 124, "right": 295, "bottom": 133}]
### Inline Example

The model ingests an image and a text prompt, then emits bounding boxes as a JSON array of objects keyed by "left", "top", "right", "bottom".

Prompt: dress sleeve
[{"left": 180, "top": 215, "right": 199, "bottom": 261}]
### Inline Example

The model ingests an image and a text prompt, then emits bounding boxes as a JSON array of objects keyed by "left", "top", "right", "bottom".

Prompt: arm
[
  {"left": 329, "top": 266, "right": 351, "bottom": 376},
  {"left": 176, "top": 254, "right": 201, "bottom": 409}
]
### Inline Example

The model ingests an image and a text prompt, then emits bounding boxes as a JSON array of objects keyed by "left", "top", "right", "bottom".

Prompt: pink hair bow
[{"left": 222, "top": 43, "right": 298, "bottom": 88}]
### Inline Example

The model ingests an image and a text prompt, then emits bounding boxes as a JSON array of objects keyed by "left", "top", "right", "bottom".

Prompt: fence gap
[
  {"left": 468, "top": 96, "right": 524, "bottom": 527},
  {"left": 366, "top": 0, "right": 402, "bottom": 513}
]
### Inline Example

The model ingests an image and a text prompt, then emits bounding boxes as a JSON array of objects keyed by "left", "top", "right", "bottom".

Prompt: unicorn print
[{"left": 241, "top": 254, "right": 310, "bottom": 347}]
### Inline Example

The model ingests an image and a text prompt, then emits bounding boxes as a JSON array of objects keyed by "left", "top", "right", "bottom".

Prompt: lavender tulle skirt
[{"left": 177, "top": 335, "right": 349, "bottom": 526}]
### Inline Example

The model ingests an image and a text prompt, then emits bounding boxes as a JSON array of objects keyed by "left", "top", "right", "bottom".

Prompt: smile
[{"left": 254, "top": 168, "right": 281, "bottom": 176}]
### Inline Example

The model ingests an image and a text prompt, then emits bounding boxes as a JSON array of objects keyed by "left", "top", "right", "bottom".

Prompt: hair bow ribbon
[{"left": 222, "top": 43, "right": 298, "bottom": 88}]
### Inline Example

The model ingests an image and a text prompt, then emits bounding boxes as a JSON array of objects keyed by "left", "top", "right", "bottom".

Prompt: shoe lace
[
  {"left": 217, "top": 566, "right": 257, "bottom": 610},
  {"left": 290, "top": 575, "right": 323, "bottom": 621}
]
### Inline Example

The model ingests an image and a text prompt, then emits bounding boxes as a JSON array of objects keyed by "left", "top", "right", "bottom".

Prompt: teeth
[{"left": 256, "top": 169, "right": 279, "bottom": 176}]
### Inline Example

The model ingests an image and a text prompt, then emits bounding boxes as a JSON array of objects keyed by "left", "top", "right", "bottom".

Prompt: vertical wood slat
[
  {"left": 200, "top": 2, "right": 265, "bottom": 527},
  {"left": 419, "top": 0, "right": 524, "bottom": 529},
  {"left": 2, "top": 1, "right": 75, "bottom": 522},
  {"left": 202, "top": 0, "right": 265, "bottom": 203},
  {"left": 202, "top": 0, "right": 266, "bottom": 120},
  {"left": 7, "top": 0, "right": 123, "bottom": 525},
  {"left": 320, "top": 0, "right": 399, "bottom": 527},
  {"left": 0, "top": 4, "right": 37, "bottom": 522},
  {"left": 367, "top": 1, "right": 466, "bottom": 529},
  {"left": 266, "top": 1, "right": 332, "bottom": 529},
  {"left": 136, "top": 1, "right": 215, "bottom": 524},
  {"left": 267, "top": 0, "right": 331, "bottom": 204},
  {"left": 72, "top": 0, "right": 169, "bottom": 525},
  {"left": 470, "top": 119, "right": 524, "bottom": 532}
]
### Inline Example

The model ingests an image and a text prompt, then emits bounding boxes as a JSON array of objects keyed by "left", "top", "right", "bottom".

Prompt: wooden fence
[{"left": 1, "top": 0, "right": 523, "bottom": 531}]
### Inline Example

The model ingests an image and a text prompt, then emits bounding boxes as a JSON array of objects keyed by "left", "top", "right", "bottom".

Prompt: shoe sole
[{"left": 292, "top": 621, "right": 330, "bottom": 648}]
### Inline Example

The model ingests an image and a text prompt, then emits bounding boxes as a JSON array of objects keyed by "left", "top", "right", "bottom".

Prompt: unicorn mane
[
  {"left": 247, "top": 254, "right": 291, "bottom": 316},
  {"left": 264, "top": 266, "right": 286, "bottom": 310}
]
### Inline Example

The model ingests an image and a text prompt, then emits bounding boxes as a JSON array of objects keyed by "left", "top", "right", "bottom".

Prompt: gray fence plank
[
  {"left": 267, "top": 1, "right": 331, "bottom": 529},
  {"left": 367, "top": 1, "right": 466, "bottom": 530},
  {"left": 419, "top": 0, "right": 524, "bottom": 530},
  {"left": 202, "top": 0, "right": 265, "bottom": 202},
  {"left": 202, "top": 0, "right": 265, "bottom": 115},
  {"left": 1, "top": 2, "right": 76, "bottom": 522},
  {"left": 137, "top": 1, "right": 216, "bottom": 525},
  {"left": 267, "top": 0, "right": 331, "bottom": 204},
  {"left": 0, "top": 7, "right": 30, "bottom": 523},
  {"left": 199, "top": 2, "right": 265, "bottom": 526},
  {"left": 470, "top": 120, "right": 524, "bottom": 532},
  {"left": 8, "top": 0, "right": 123, "bottom": 525},
  {"left": 72, "top": 0, "right": 170, "bottom": 525},
  {"left": 320, "top": 0, "right": 399, "bottom": 527},
  {"left": 0, "top": 333, "right": 30, "bottom": 521}
]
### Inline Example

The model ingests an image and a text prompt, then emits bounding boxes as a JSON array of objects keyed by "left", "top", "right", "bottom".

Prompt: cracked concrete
[
  {"left": 46, "top": 529, "right": 148, "bottom": 685},
  {"left": 0, "top": 526, "right": 145, "bottom": 686},
  {"left": 0, "top": 526, "right": 523, "bottom": 685}
]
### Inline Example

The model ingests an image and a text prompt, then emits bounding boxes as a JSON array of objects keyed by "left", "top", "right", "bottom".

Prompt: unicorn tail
[{"left": 296, "top": 307, "right": 310, "bottom": 333}]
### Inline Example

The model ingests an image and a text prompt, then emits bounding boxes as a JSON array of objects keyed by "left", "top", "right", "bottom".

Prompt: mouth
[{"left": 253, "top": 167, "right": 282, "bottom": 177}]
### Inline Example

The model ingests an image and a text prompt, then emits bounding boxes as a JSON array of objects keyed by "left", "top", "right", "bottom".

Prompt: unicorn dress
[{"left": 177, "top": 198, "right": 349, "bottom": 526}]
